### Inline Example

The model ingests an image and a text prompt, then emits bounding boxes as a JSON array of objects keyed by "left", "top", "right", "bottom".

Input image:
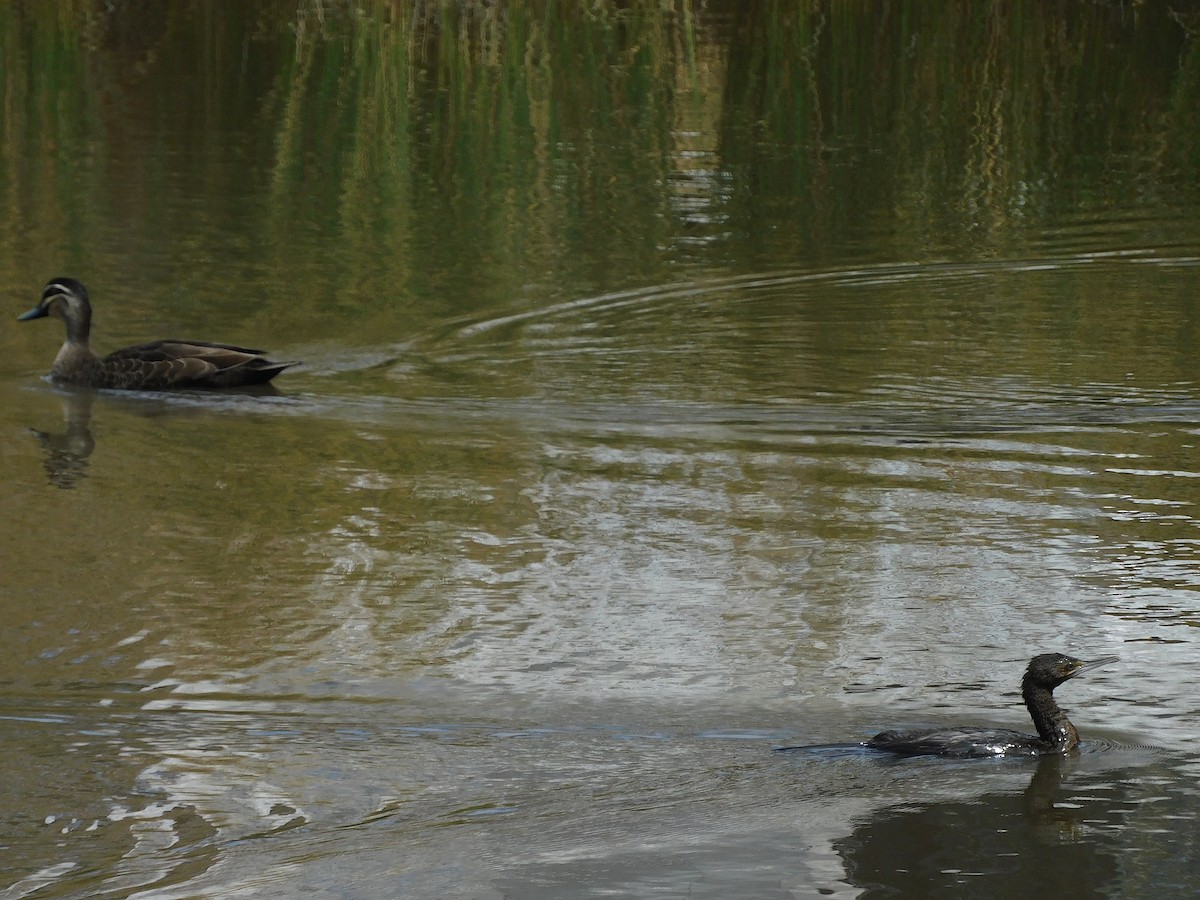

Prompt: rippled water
[
  {"left": 7, "top": 255, "right": 1200, "bottom": 896},
  {"left": 4, "top": 3, "right": 1200, "bottom": 897}
]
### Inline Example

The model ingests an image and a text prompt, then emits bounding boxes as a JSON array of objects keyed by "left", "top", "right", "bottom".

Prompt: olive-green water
[{"left": 3, "top": 3, "right": 1200, "bottom": 897}]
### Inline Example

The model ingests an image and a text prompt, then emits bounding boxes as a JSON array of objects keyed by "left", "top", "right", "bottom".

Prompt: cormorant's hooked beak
[
  {"left": 1069, "top": 655, "right": 1119, "bottom": 678},
  {"left": 17, "top": 304, "right": 48, "bottom": 321}
]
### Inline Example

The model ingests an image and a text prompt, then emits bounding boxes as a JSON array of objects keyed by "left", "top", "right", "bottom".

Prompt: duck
[{"left": 18, "top": 277, "right": 297, "bottom": 390}]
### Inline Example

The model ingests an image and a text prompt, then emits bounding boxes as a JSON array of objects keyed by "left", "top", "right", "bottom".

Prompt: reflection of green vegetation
[
  {"left": 721, "top": 1, "right": 1200, "bottom": 259},
  {"left": 264, "top": 1, "right": 691, "bottom": 317},
  {"left": 0, "top": 2, "right": 101, "bottom": 278},
  {"left": 1164, "top": 29, "right": 1200, "bottom": 179},
  {"left": 0, "top": 1, "right": 1197, "bottom": 332}
]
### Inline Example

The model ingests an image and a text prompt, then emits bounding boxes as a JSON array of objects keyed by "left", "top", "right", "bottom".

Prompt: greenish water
[{"left": 2, "top": 3, "right": 1200, "bottom": 897}]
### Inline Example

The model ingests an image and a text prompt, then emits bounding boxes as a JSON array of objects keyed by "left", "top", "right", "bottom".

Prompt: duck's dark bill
[{"left": 18, "top": 306, "right": 47, "bottom": 321}]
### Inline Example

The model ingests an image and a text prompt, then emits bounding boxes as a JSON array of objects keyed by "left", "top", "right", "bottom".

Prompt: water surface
[{"left": 2, "top": 3, "right": 1200, "bottom": 897}]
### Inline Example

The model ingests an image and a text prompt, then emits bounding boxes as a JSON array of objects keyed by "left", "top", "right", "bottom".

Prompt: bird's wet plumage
[
  {"left": 19, "top": 277, "right": 296, "bottom": 390},
  {"left": 863, "top": 653, "right": 1117, "bottom": 758}
]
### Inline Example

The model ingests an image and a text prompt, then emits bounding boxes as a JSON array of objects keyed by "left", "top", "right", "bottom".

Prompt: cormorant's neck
[{"left": 1022, "top": 679, "right": 1079, "bottom": 750}]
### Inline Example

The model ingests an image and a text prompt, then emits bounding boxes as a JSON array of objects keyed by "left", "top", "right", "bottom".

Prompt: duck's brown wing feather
[{"left": 103, "top": 340, "right": 297, "bottom": 389}]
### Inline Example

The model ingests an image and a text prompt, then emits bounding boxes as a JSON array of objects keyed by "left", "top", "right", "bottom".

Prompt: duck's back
[{"left": 99, "top": 340, "right": 295, "bottom": 389}]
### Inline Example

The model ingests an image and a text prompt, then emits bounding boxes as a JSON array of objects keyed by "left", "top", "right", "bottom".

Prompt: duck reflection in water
[
  {"left": 31, "top": 389, "right": 96, "bottom": 490},
  {"left": 780, "top": 653, "right": 1117, "bottom": 758}
]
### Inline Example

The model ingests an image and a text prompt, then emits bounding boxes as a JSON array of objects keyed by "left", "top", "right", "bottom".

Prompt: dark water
[{"left": 2, "top": 3, "right": 1200, "bottom": 897}]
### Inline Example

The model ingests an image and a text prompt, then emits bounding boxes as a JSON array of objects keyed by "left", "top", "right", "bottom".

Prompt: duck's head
[
  {"left": 19, "top": 278, "right": 92, "bottom": 341},
  {"left": 1023, "top": 652, "right": 1118, "bottom": 691}
]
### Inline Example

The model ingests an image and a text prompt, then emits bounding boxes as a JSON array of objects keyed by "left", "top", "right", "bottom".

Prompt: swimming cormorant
[{"left": 864, "top": 653, "right": 1117, "bottom": 758}]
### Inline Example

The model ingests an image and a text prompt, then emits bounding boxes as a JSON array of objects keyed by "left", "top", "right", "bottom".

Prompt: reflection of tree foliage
[
  {"left": 0, "top": 1, "right": 1196, "bottom": 303},
  {"left": 719, "top": 1, "right": 1200, "bottom": 258}
]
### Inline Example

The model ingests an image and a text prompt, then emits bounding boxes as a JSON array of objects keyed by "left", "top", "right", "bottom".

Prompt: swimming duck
[{"left": 19, "top": 277, "right": 297, "bottom": 390}]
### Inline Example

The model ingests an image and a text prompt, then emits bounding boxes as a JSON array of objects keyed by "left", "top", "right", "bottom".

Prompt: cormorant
[{"left": 863, "top": 652, "right": 1117, "bottom": 758}]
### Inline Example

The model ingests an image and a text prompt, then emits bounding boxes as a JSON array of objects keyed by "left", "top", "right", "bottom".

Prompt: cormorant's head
[{"left": 1024, "top": 652, "right": 1118, "bottom": 690}]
